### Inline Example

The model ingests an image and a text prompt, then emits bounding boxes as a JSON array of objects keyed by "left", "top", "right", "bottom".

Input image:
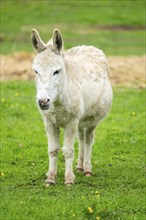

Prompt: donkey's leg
[
  {"left": 45, "top": 122, "right": 60, "bottom": 185},
  {"left": 62, "top": 120, "right": 78, "bottom": 185},
  {"left": 84, "top": 126, "right": 95, "bottom": 176},
  {"left": 76, "top": 128, "right": 85, "bottom": 172}
]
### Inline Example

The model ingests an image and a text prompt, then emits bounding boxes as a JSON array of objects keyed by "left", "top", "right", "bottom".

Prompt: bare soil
[
  {"left": 0, "top": 53, "right": 145, "bottom": 88},
  {"left": 95, "top": 25, "right": 146, "bottom": 31}
]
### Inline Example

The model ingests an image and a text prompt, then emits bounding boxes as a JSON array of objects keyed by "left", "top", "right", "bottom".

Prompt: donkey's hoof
[
  {"left": 65, "top": 179, "right": 74, "bottom": 186},
  {"left": 45, "top": 180, "right": 55, "bottom": 187},
  {"left": 45, "top": 178, "right": 55, "bottom": 187},
  {"left": 65, "top": 182, "right": 74, "bottom": 187},
  {"left": 65, "top": 173, "right": 75, "bottom": 186},
  {"left": 84, "top": 171, "right": 92, "bottom": 177},
  {"left": 76, "top": 167, "right": 84, "bottom": 172}
]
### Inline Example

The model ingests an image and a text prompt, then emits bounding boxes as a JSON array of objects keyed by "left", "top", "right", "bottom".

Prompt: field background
[
  {"left": 0, "top": 1, "right": 145, "bottom": 220},
  {"left": 0, "top": 0, "right": 145, "bottom": 55}
]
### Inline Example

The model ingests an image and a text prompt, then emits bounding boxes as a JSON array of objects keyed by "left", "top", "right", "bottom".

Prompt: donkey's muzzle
[{"left": 38, "top": 99, "right": 50, "bottom": 110}]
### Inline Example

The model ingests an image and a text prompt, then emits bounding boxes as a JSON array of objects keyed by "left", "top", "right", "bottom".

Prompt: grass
[
  {"left": 0, "top": 0, "right": 145, "bottom": 55},
  {"left": 0, "top": 81, "right": 145, "bottom": 220}
]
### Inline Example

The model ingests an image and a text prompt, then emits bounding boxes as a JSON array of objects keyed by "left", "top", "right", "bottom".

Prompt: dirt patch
[
  {"left": 0, "top": 53, "right": 34, "bottom": 81},
  {"left": 108, "top": 56, "right": 145, "bottom": 88},
  {"left": 0, "top": 53, "right": 145, "bottom": 88},
  {"left": 96, "top": 25, "right": 146, "bottom": 31}
]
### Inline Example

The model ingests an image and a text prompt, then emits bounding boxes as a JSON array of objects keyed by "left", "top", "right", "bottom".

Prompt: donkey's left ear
[
  {"left": 31, "top": 29, "right": 46, "bottom": 53},
  {"left": 53, "top": 29, "right": 63, "bottom": 52}
]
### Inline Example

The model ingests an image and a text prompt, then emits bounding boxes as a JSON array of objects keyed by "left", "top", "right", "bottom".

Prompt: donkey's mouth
[{"left": 39, "top": 104, "right": 50, "bottom": 110}]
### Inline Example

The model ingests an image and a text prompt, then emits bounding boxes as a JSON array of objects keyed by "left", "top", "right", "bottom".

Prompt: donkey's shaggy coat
[{"left": 31, "top": 29, "right": 112, "bottom": 185}]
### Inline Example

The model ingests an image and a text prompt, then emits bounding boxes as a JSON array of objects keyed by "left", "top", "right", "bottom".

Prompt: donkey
[{"left": 31, "top": 28, "right": 112, "bottom": 186}]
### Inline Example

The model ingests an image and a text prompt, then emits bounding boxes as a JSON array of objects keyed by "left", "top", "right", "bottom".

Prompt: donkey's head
[{"left": 31, "top": 29, "right": 65, "bottom": 111}]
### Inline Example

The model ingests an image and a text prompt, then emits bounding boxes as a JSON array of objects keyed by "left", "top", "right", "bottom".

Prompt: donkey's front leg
[
  {"left": 45, "top": 121, "right": 60, "bottom": 185},
  {"left": 62, "top": 120, "right": 78, "bottom": 185}
]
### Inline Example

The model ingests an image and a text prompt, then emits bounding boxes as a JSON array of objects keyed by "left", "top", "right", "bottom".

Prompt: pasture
[
  {"left": 1, "top": 82, "right": 145, "bottom": 220},
  {"left": 0, "top": 0, "right": 145, "bottom": 55},
  {"left": 0, "top": 1, "right": 145, "bottom": 220}
]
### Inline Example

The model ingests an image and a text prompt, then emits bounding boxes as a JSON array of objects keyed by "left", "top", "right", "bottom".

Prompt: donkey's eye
[
  {"left": 53, "top": 70, "right": 59, "bottom": 75},
  {"left": 35, "top": 70, "right": 38, "bottom": 74}
]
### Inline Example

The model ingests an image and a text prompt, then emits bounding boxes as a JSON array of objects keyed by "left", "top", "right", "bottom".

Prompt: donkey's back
[
  {"left": 64, "top": 45, "right": 112, "bottom": 129},
  {"left": 65, "top": 45, "right": 109, "bottom": 78}
]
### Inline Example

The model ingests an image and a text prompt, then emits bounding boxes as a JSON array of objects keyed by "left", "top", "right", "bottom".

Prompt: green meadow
[
  {"left": 0, "top": 0, "right": 145, "bottom": 55},
  {"left": 1, "top": 82, "right": 145, "bottom": 220},
  {"left": 0, "top": 1, "right": 145, "bottom": 220}
]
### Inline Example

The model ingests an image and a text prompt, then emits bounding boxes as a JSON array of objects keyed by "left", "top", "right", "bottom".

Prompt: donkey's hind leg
[
  {"left": 84, "top": 126, "right": 95, "bottom": 176},
  {"left": 76, "top": 128, "right": 85, "bottom": 172}
]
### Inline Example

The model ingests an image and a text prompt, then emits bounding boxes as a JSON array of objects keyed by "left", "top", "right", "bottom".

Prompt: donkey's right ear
[{"left": 31, "top": 29, "right": 46, "bottom": 53}]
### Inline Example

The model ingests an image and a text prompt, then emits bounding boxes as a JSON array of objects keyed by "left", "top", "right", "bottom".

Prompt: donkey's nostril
[
  {"left": 38, "top": 99, "right": 49, "bottom": 104},
  {"left": 44, "top": 99, "right": 50, "bottom": 105},
  {"left": 38, "top": 99, "right": 43, "bottom": 105}
]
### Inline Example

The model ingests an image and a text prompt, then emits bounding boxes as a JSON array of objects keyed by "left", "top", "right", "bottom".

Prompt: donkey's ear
[
  {"left": 31, "top": 29, "right": 46, "bottom": 53},
  {"left": 53, "top": 29, "right": 63, "bottom": 52}
]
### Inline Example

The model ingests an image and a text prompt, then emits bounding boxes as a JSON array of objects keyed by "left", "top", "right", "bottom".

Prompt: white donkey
[{"left": 31, "top": 29, "right": 112, "bottom": 186}]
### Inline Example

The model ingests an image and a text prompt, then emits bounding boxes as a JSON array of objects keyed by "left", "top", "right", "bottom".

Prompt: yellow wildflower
[
  {"left": 131, "top": 112, "right": 136, "bottom": 116},
  {"left": 1, "top": 98, "right": 5, "bottom": 102},
  {"left": 87, "top": 207, "right": 93, "bottom": 213},
  {"left": 1, "top": 172, "right": 4, "bottom": 176}
]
